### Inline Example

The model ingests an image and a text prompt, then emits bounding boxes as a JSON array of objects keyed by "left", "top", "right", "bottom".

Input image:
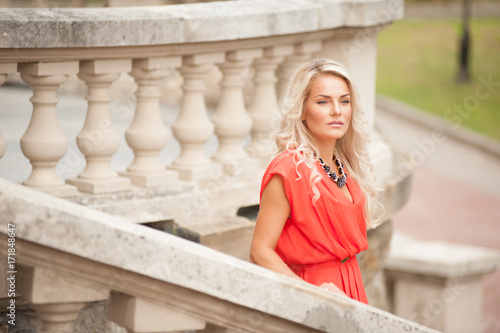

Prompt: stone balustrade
[
  {"left": 0, "top": 0, "right": 401, "bottom": 226},
  {"left": 0, "top": 0, "right": 416, "bottom": 331},
  {"left": 0, "top": 178, "right": 437, "bottom": 332}
]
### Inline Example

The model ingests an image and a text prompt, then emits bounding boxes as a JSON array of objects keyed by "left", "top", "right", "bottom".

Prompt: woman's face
[{"left": 302, "top": 74, "right": 352, "bottom": 146}]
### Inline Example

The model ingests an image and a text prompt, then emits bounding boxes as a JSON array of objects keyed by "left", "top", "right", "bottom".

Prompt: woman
[{"left": 249, "top": 58, "right": 381, "bottom": 304}]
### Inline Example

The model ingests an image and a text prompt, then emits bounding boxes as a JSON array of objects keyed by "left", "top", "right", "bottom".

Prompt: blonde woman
[{"left": 250, "top": 58, "right": 380, "bottom": 303}]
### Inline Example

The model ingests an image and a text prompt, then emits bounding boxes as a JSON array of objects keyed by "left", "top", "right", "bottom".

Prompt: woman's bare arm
[
  {"left": 250, "top": 175, "right": 299, "bottom": 279},
  {"left": 250, "top": 174, "right": 347, "bottom": 296}
]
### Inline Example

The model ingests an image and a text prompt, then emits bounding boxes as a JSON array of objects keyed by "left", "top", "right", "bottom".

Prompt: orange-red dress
[{"left": 260, "top": 150, "right": 369, "bottom": 303}]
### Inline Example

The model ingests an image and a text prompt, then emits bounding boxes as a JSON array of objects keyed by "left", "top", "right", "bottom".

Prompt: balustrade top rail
[
  {"left": 0, "top": 177, "right": 436, "bottom": 332},
  {"left": 0, "top": 0, "right": 403, "bottom": 50}
]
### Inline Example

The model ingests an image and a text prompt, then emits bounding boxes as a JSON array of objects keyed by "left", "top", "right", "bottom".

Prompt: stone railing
[
  {"left": 0, "top": 0, "right": 417, "bottom": 330},
  {"left": 0, "top": 178, "right": 437, "bottom": 332},
  {"left": 385, "top": 233, "right": 500, "bottom": 333},
  {"left": 0, "top": 0, "right": 400, "bottom": 234},
  {"left": 0, "top": 0, "right": 215, "bottom": 7}
]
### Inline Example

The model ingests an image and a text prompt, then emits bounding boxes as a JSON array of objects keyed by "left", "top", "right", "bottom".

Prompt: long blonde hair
[{"left": 276, "top": 58, "right": 382, "bottom": 228}]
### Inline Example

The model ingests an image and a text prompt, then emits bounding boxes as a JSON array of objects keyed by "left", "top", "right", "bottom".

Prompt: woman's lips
[{"left": 328, "top": 121, "right": 344, "bottom": 127}]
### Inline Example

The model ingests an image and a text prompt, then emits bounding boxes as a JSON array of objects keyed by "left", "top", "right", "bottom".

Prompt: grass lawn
[{"left": 376, "top": 17, "right": 500, "bottom": 142}]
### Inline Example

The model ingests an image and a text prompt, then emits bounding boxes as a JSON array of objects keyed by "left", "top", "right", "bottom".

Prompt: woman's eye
[
  {"left": 317, "top": 100, "right": 327, "bottom": 105},
  {"left": 341, "top": 100, "right": 350, "bottom": 105}
]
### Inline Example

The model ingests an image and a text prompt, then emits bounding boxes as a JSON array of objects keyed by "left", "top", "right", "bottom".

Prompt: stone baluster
[
  {"left": 17, "top": 265, "right": 109, "bottom": 333},
  {"left": 211, "top": 49, "right": 262, "bottom": 175},
  {"left": 66, "top": 60, "right": 132, "bottom": 194},
  {"left": 276, "top": 40, "right": 322, "bottom": 97},
  {"left": 32, "top": 303, "right": 87, "bottom": 333},
  {"left": 120, "top": 57, "right": 181, "bottom": 187},
  {"left": 107, "top": 292, "right": 206, "bottom": 333},
  {"left": 246, "top": 45, "right": 293, "bottom": 166},
  {"left": 0, "top": 63, "right": 17, "bottom": 159},
  {"left": 18, "top": 61, "right": 79, "bottom": 197},
  {"left": 0, "top": 124, "right": 5, "bottom": 161},
  {"left": 170, "top": 53, "right": 225, "bottom": 181}
]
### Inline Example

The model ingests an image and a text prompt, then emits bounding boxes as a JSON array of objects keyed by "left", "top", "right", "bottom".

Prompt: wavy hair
[{"left": 276, "top": 58, "right": 382, "bottom": 228}]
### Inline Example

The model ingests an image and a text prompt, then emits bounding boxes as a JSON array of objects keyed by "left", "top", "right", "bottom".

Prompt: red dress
[{"left": 260, "top": 151, "right": 369, "bottom": 303}]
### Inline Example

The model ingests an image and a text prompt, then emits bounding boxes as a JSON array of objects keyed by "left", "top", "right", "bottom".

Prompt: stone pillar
[
  {"left": 32, "top": 303, "right": 86, "bottom": 333},
  {"left": 246, "top": 45, "right": 293, "bottom": 167},
  {"left": 18, "top": 61, "right": 79, "bottom": 197},
  {"left": 66, "top": 59, "right": 132, "bottom": 194},
  {"left": 0, "top": 63, "right": 17, "bottom": 159},
  {"left": 317, "top": 29, "right": 392, "bottom": 186},
  {"left": 211, "top": 49, "right": 262, "bottom": 175},
  {"left": 17, "top": 265, "right": 109, "bottom": 333},
  {"left": 120, "top": 57, "right": 181, "bottom": 187},
  {"left": 170, "top": 52, "right": 225, "bottom": 181},
  {"left": 385, "top": 234, "right": 500, "bottom": 333},
  {"left": 107, "top": 292, "right": 206, "bottom": 333},
  {"left": 276, "top": 40, "right": 322, "bottom": 98}
]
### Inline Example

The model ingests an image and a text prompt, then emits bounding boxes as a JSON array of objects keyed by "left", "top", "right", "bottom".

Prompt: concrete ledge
[
  {"left": 0, "top": 178, "right": 436, "bottom": 332},
  {"left": 385, "top": 232, "right": 500, "bottom": 332},
  {"left": 386, "top": 233, "right": 500, "bottom": 279},
  {"left": 0, "top": 0, "right": 403, "bottom": 48},
  {"left": 189, "top": 216, "right": 255, "bottom": 261}
]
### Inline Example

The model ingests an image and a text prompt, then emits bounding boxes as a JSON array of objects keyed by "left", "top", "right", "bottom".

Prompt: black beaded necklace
[{"left": 318, "top": 154, "right": 347, "bottom": 188}]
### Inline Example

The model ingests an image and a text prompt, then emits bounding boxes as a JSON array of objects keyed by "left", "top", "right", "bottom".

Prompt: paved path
[{"left": 376, "top": 96, "right": 500, "bottom": 333}]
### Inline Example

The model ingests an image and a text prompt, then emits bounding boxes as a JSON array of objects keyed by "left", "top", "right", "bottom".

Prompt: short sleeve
[{"left": 260, "top": 151, "right": 304, "bottom": 211}]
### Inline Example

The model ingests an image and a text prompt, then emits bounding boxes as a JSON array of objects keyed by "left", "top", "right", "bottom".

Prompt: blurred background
[{"left": 376, "top": 0, "right": 500, "bottom": 332}]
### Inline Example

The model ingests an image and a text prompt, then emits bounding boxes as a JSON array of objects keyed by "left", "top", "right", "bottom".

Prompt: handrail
[
  {"left": 0, "top": 177, "right": 436, "bottom": 332},
  {"left": 0, "top": 0, "right": 402, "bottom": 49}
]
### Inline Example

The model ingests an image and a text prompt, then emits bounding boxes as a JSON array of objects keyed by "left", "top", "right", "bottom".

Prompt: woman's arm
[
  {"left": 250, "top": 174, "right": 347, "bottom": 296},
  {"left": 250, "top": 174, "right": 299, "bottom": 280}
]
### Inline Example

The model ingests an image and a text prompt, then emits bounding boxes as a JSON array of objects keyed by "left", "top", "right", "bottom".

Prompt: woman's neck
[{"left": 316, "top": 140, "right": 337, "bottom": 163}]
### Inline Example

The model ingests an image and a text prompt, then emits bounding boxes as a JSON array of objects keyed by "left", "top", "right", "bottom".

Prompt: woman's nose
[{"left": 330, "top": 102, "right": 341, "bottom": 116}]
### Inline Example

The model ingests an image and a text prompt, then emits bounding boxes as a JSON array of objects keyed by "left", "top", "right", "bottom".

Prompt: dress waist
[{"left": 287, "top": 255, "right": 354, "bottom": 273}]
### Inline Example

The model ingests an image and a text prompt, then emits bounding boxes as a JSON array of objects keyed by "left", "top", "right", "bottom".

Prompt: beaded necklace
[{"left": 318, "top": 154, "right": 347, "bottom": 188}]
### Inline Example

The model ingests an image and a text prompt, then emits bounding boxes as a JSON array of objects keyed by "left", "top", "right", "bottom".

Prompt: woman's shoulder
[
  {"left": 271, "top": 150, "right": 296, "bottom": 164},
  {"left": 265, "top": 150, "right": 308, "bottom": 177},
  {"left": 268, "top": 150, "right": 296, "bottom": 168}
]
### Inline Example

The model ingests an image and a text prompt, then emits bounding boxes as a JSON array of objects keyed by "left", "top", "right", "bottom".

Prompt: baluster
[
  {"left": 108, "top": 292, "right": 206, "bottom": 332},
  {"left": 120, "top": 57, "right": 181, "bottom": 187},
  {"left": 32, "top": 303, "right": 86, "bottom": 333},
  {"left": 18, "top": 61, "right": 79, "bottom": 197},
  {"left": 0, "top": 129, "right": 5, "bottom": 160},
  {"left": 212, "top": 49, "right": 262, "bottom": 175},
  {"left": 277, "top": 40, "right": 322, "bottom": 97},
  {"left": 246, "top": 45, "right": 293, "bottom": 166},
  {"left": 18, "top": 265, "right": 108, "bottom": 333},
  {"left": 0, "top": 63, "right": 17, "bottom": 159},
  {"left": 66, "top": 60, "right": 131, "bottom": 194},
  {"left": 170, "top": 53, "right": 225, "bottom": 181}
]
